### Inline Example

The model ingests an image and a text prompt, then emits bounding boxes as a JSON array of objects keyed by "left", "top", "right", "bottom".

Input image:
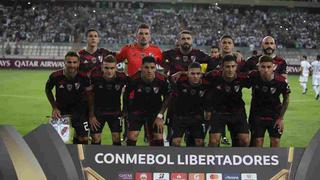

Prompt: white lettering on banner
[
  {"left": 40, "top": 61, "right": 64, "bottom": 68},
  {"left": 0, "top": 60, "right": 11, "bottom": 67},
  {"left": 94, "top": 153, "right": 279, "bottom": 166},
  {"left": 14, "top": 60, "right": 39, "bottom": 68}
]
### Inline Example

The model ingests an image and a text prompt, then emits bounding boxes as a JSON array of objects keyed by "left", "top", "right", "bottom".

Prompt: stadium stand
[{"left": 0, "top": 1, "right": 319, "bottom": 61}]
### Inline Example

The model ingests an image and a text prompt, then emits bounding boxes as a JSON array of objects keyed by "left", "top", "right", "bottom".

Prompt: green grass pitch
[{"left": 0, "top": 69, "right": 319, "bottom": 147}]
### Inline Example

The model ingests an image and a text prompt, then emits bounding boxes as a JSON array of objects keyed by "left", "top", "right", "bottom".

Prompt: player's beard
[
  {"left": 263, "top": 47, "right": 275, "bottom": 55},
  {"left": 139, "top": 39, "right": 148, "bottom": 47},
  {"left": 181, "top": 43, "right": 192, "bottom": 52},
  {"left": 64, "top": 68, "right": 77, "bottom": 79}
]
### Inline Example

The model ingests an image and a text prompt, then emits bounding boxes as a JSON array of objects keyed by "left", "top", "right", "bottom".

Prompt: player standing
[
  {"left": 169, "top": 62, "right": 210, "bottom": 147},
  {"left": 162, "top": 30, "right": 211, "bottom": 146},
  {"left": 248, "top": 56, "right": 290, "bottom": 147},
  {"left": 299, "top": 55, "right": 311, "bottom": 95},
  {"left": 311, "top": 55, "right": 320, "bottom": 99},
  {"left": 78, "top": 28, "right": 116, "bottom": 77},
  {"left": 116, "top": 24, "right": 163, "bottom": 76},
  {"left": 205, "top": 55, "right": 250, "bottom": 147}
]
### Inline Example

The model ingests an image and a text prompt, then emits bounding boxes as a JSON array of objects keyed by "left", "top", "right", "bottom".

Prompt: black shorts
[
  {"left": 251, "top": 116, "right": 282, "bottom": 138},
  {"left": 171, "top": 115, "right": 206, "bottom": 139},
  {"left": 127, "top": 113, "right": 158, "bottom": 133},
  {"left": 209, "top": 110, "right": 249, "bottom": 134},
  {"left": 91, "top": 113, "right": 122, "bottom": 134},
  {"left": 61, "top": 105, "right": 89, "bottom": 137}
]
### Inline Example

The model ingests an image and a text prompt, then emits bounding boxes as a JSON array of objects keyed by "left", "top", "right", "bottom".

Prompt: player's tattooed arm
[
  {"left": 122, "top": 83, "right": 131, "bottom": 119},
  {"left": 45, "top": 78, "right": 61, "bottom": 118},
  {"left": 154, "top": 94, "right": 172, "bottom": 134},
  {"left": 87, "top": 90, "right": 100, "bottom": 131},
  {"left": 275, "top": 93, "right": 290, "bottom": 133},
  {"left": 204, "top": 90, "right": 213, "bottom": 121}
]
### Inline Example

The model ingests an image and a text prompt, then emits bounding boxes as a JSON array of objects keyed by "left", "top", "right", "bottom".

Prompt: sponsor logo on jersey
[
  {"left": 153, "top": 87, "right": 159, "bottom": 94},
  {"left": 270, "top": 87, "right": 276, "bottom": 94},
  {"left": 115, "top": 84, "right": 121, "bottom": 91},
  {"left": 66, "top": 84, "right": 73, "bottom": 91},
  {"left": 234, "top": 85, "right": 240, "bottom": 92},
  {"left": 74, "top": 83, "right": 80, "bottom": 90}
]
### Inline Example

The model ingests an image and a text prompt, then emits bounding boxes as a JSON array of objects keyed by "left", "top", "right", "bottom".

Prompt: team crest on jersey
[
  {"left": 92, "top": 58, "right": 97, "bottom": 64},
  {"left": 270, "top": 87, "right": 276, "bottom": 94},
  {"left": 153, "top": 87, "right": 159, "bottom": 94},
  {"left": 183, "top": 56, "right": 188, "bottom": 62},
  {"left": 74, "top": 83, "right": 80, "bottom": 90},
  {"left": 199, "top": 90, "right": 205, "bottom": 97},
  {"left": 182, "top": 89, "right": 188, "bottom": 93},
  {"left": 191, "top": 56, "right": 196, "bottom": 62},
  {"left": 234, "top": 85, "right": 240, "bottom": 92},
  {"left": 190, "top": 89, "right": 197, "bottom": 95},
  {"left": 216, "top": 85, "right": 222, "bottom": 90},
  {"left": 115, "top": 84, "right": 121, "bottom": 91},
  {"left": 98, "top": 56, "right": 103, "bottom": 62},
  {"left": 225, "top": 85, "right": 231, "bottom": 92},
  {"left": 59, "top": 84, "right": 64, "bottom": 89},
  {"left": 262, "top": 86, "right": 268, "bottom": 92},
  {"left": 66, "top": 84, "right": 73, "bottom": 91},
  {"left": 273, "top": 64, "right": 278, "bottom": 71},
  {"left": 145, "top": 87, "right": 151, "bottom": 93}
]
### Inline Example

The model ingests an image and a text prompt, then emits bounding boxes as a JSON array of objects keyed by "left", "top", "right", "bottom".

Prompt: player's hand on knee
[
  {"left": 89, "top": 116, "right": 100, "bottom": 131},
  {"left": 153, "top": 117, "right": 164, "bottom": 134},
  {"left": 52, "top": 108, "right": 61, "bottom": 118},
  {"left": 274, "top": 117, "right": 284, "bottom": 134}
]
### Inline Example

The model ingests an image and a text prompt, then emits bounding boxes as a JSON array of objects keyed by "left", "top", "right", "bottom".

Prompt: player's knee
[
  {"left": 208, "top": 140, "right": 219, "bottom": 147},
  {"left": 127, "top": 131, "right": 139, "bottom": 141},
  {"left": 238, "top": 137, "right": 249, "bottom": 147},
  {"left": 152, "top": 133, "right": 163, "bottom": 141},
  {"left": 91, "top": 134, "right": 101, "bottom": 142},
  {"left": 172, "top": 138, "right": 181, "bottom": 147},
  {"left": 208, "top": 134, "right": 220, "bottom": 147},
  {"left": 195, "top": 139, "right": 204, "bottom": 147},
  {"left": 238, "top": 134, "right": 249, "bottom": 147},
  {"left": 78, "top": 136, "right": 89, "bottom": 144},
  {"left": 270, "top": 138, "right": 280, "bottom": 147},
  {"left": 111, "top": 133, "right": 121, "bottom": 142},
  {"left": 255, "top": 138, "right": 264, "bottom": 147}
]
